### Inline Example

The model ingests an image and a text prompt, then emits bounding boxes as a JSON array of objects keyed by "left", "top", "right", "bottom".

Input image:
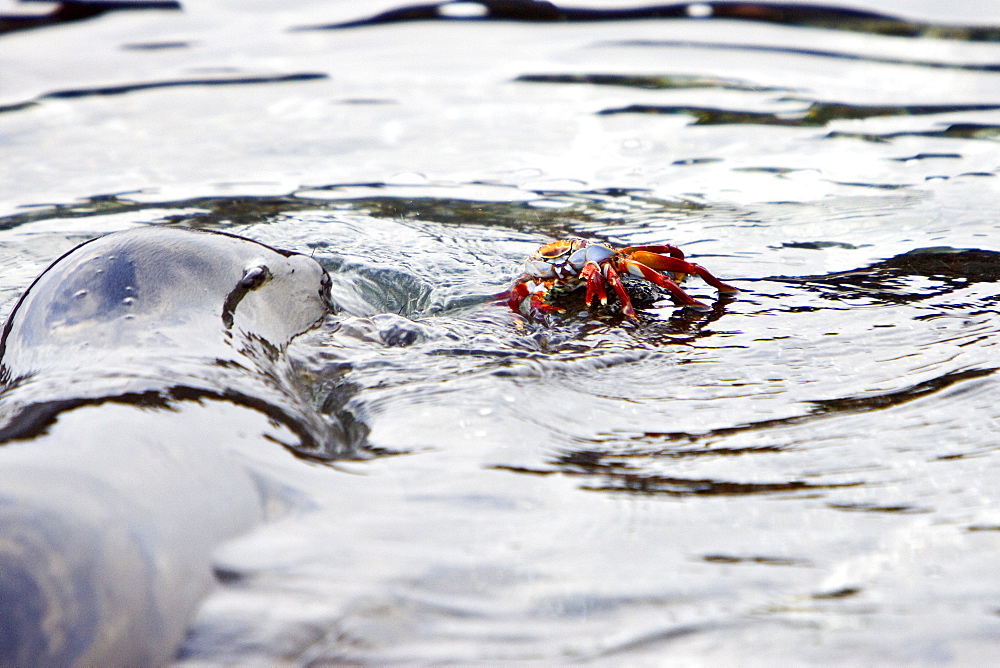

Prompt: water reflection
[
  {"left": 598, "top": 101, "right": 1000, "bottom": 127},
  {"left": 605, "top": 40, "right": 1000, "bottom": 72},
  {"left": 0, "top": 0, "right": 179, "bottom": 36},
  {"left": 828, "top": 122, "right": 1000, "bottom": 142},
  {"left": 0, "top": 73, "right": 328, "bottom": 115},
  {"left": 783, "top": 247, "right": 1000, "bottom": 304},
  {"left": 308, "top": 0, "right": 1000, "bottom": 41}
]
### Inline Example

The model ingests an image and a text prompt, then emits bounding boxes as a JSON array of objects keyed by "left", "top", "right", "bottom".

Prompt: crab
[{"left": 506, "top": 238, "right": 737, "bottom": 319}]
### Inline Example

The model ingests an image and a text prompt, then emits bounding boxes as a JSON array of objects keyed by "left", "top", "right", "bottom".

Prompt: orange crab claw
[
  {"left": 621, "top": 259, "right": 711, "bottom": 311},
  {"left": 626, "top": 251, "right": 739, "bottom": 294},
  {"left": 602, "top": 263, "right": 638, "bottom": 318},
  {"left": 580, "top": 261, "right": 607, "bottom": 307}
]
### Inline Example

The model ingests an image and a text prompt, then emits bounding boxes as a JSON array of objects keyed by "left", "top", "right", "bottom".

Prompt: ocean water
[{"left": 1, "top": 1, "right": 999, "bottom": 663}]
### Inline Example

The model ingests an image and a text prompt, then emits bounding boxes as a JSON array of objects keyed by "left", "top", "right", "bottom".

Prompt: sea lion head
[{"left": 0, "top": 226, "right": 333, "bottom": 383}]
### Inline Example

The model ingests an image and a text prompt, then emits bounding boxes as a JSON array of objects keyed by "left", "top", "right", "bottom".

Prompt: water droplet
[
  {"left": 122, "top": 297, "right": 135, "bottom": 306},
  {"left": 478, "top": 407, "right": 494, "bottom": 416},
  {"left": 73, "top": 290, "right": 88, "bottom": 299}
]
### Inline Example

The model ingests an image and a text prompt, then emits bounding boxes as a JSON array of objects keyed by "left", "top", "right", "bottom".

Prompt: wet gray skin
[{"left": 0, "top": 226, "right": 335, "bottom": 665}]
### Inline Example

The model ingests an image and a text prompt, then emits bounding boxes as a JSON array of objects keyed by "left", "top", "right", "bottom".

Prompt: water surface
[{"left": 1, "top": 0, "right": 999, "bottom": 663}]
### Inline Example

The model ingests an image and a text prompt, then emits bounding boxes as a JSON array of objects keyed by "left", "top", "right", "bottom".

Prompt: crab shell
[
  {"left": 522, "top": 239, "right": 618, "bottom": 281},
  {"left": 508, "top": 238, "right": 737, "bottom": 318}
]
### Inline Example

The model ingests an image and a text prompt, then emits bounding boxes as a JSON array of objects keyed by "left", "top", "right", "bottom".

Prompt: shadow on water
[
  {"left": 495, "top": 461, "right": 862, "bottom": 496},
  {"left": 0, "top": 73, "right": 329, "bottom": 115},
  {"left": 0, "top": 0, "right": 179, "bottom": 36},
  {"left": 777, "top": 247, "right": 1000, "bottom": 305},
  {"left": 597, "top": 102, "right": 1000, "bottom": 128},
  {"left": 301, "top": 0, "right": 1000, "bottom": 41},
  {"left": 516, "top": 73, "right": 793, "bottom": 92},
  {"left": 517, "top": 67, "right": 1000, "bottom": 132},
  {"left": 0, "top": 193, "right": 319, "bottom": 232},
  {"left": 0, "top": 187, "right": 700, "bottom": 237},
  {"left": 598, "top": 41, "right": 1000, "bottom": 73},
  {"left": 827, "top": 123, "right": 1000, "bottom": 143}
]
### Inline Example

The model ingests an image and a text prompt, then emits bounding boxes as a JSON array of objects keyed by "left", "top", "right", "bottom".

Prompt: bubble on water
[{"left": 73, "top": 290, "right": 88, "bottom": 299}]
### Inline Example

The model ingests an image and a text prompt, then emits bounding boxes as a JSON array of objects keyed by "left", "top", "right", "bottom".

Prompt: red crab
[{"left": 507, "top": 238, "right": 737, "bottom": 318}]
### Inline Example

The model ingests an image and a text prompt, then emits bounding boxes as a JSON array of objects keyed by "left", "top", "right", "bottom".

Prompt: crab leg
[
  {"left": 626, "top": 251, "right": 739, "bottom": 294},
  {"left": 529, "top": 290, "right": 557, "bottom": 314},
  {"left": 506, "top": 281, "right": 531, "bottom": 312},
  {"left": 621, "top": 244, "right": 686, "bottom": 261},
  {"left": 580, "top": 261, "right": 608, "bottom": 307},
  {"left": 602, "top": 263, "right": 638, "bottom": 318},
  {"left": 621, "top": 259, "right": 711, "bottom": 311}
]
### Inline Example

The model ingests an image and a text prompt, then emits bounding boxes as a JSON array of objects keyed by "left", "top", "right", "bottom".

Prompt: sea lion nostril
[
  {"left": 224, "top": 265, "right": 275, "bottom": 330},
  {"left": 240, "top": 265, "right": 272, "bottom": 290}
]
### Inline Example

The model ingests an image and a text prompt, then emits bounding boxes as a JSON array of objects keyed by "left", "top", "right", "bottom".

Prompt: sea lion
[{"left": 0, "top": 226, "right": 338, "bottom": 665}]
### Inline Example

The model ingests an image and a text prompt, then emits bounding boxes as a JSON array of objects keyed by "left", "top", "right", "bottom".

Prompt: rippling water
[{"left": 2, "top": 0, "right": 1000, "bottom": 663}]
